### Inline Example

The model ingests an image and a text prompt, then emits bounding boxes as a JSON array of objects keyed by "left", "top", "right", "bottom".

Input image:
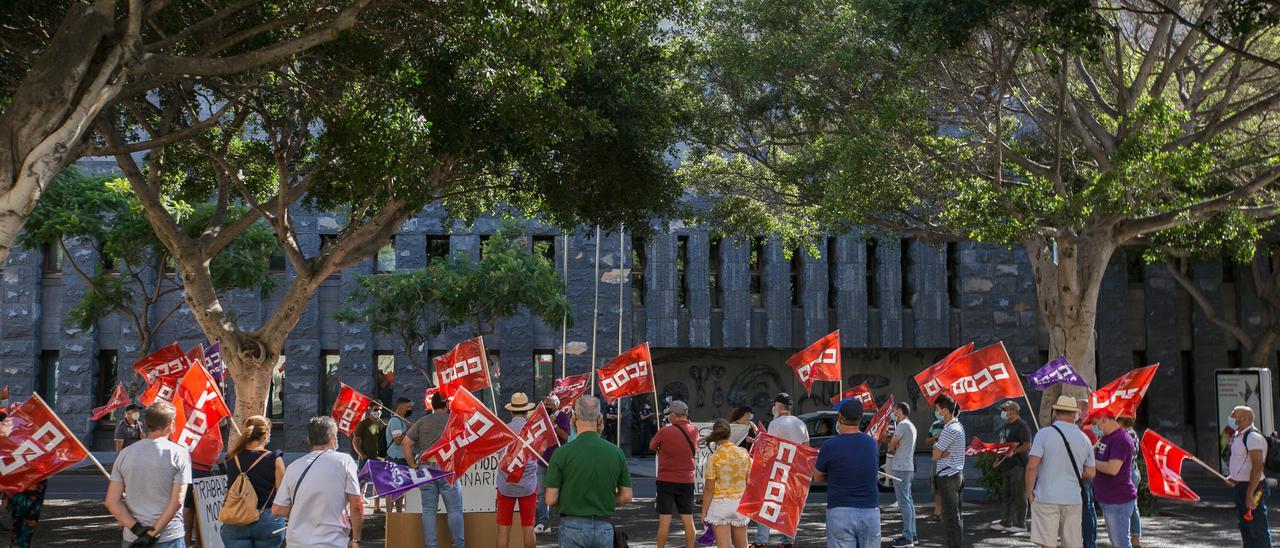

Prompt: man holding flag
[
  {"left": 404, "top": 391, "right": 465, "bottom": 548},
  {"left": 1227, "top": 405, "right": 1271, "bottom": 547},
  {"left": 104, "top": 401, "right": 192, "bottom": 548}
]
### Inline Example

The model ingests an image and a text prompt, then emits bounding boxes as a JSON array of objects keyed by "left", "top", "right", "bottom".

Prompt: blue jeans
[
  {"left": 754, "top": 520, "right": 795, "bottom": 544},
  {"left": 558, "top": 516, "right": 614, "bottom": 548},
  {"left": 1129, "top": 503, "right": 1141, "bottom": 537},
  {"left": 121, "top": 541, "right": 184, "bottom": 548},
  {"left": 420, "top": 479, "right": 465, "bottom": 548},
  {"left": 827, "top": 507, "right": 880, "bottom": 547},
  {"left": 537, "top": 465, "right": 553, "bottom": 526},
  {"left": 1099, "top": 500, "right": 1135, "bottom": 548},
  {"left": 892, "top": 470, "right": 917, "bottom": 541},
  {"left": 1235, "top": 481, "right": 1273, "bottom": 548},
  {"left": 1082, "top": 480, "right": 1096, "bottom": 548},
  {"left": 220, "top": 508, "right": 286, "bottom": 547}
]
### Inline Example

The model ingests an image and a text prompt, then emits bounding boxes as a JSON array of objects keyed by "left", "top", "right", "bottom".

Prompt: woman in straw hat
[{"left": 498, "top": 393, "right": 540, "bottom": 548}]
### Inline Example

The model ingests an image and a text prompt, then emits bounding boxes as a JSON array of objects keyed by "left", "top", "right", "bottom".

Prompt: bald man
[{"left": 1227, "top": 405, "right": 1271, "bottom": 547}]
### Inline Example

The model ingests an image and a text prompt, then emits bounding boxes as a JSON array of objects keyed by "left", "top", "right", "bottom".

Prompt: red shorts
[{"left": 496, "top": 493, "right": 536, "bottom": 527}]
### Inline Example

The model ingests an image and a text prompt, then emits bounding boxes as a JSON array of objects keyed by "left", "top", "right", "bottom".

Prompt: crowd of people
[{"left": 83, "top": 390, "right": 1274, "bottom": 548}]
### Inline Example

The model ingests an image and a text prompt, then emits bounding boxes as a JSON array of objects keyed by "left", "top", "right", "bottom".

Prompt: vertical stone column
[
  {"left": 1095, "top": 252, "right": 1133, "bottom": 384},
  {"left": 282, "top": 222, "right": 322, "bottom": 450},
  {"left": 1, "top": 247, "right": 42, "bottom": 402},
  {"left": 395, "top": 231, "right": 428, "bottom": 400},
  {"left": 834, "top": 233, "right": 868, "bottom": 348},
  {"left": 58, "top": 237, "right": 100, "bottom": 439},
  {"left": 645, "top": 233, "right": 678, "bottom": 349},
  {"left": 1190, "top": 261, "right": 1227, "bottom": 460},
  {"left": 720, "top": 239, "right": 751, "bottom": 348},
  {"left": 686, "top": 231, "right": 712, "bottom": 348},
  {"left": 763, "top": 237, "right": 791, "bottom": 348},
  {"left": 800, "top": 248, "right": 829, "bottom": 344},
  {"left": 912, "top": 240, "right": 948, "bottom": 348},
  {"left": 876, "top": 236, "right": 903, "bottom": 347},
  {"left": 1145, "top": 264, "right": 1187, "bottom": 444}
]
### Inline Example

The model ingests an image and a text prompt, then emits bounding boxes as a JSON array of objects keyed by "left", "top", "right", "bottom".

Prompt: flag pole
[
  {"left": 590, "top": 226, "right": 601, "bottom": 397},
  {"left": 1001, "top": 342, "right": 1040, "bottom": 430},
  {"left": 617, "top": 226, "right": 626, "bottom": 447},
  {"left": 32, "top": 393, "right": 110, "bottom": 481},
  {"left": 1187, "top": 454, "right": 1231, "bottom": 483},
  {"left": 561, "top": 230, "right": 569, "bottom": 380}
]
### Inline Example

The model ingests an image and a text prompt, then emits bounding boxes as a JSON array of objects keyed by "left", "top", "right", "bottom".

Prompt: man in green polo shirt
[{"left": 545, "top": 395, "right": 633, "bottom": 547}]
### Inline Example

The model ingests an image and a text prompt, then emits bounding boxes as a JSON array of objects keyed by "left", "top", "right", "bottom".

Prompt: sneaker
[
  {"left": 1007, "top": 526, "right": 1028, "bottom": 534},
  {"left": 890, "top": 537, "right": 914, "bottom": 547},
  {"left": 990, "top": 523, "right": 1009, "bottom": 532},
  {"left": 534, "top": 524, "right": 549, "bottom": 534}
]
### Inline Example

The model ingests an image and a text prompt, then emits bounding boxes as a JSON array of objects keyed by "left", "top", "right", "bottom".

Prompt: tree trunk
[
  {"left": 1024, "top": 233, "right": 1117, "bottom": 426},
  {"left": 219, "top": 332, "right": 281, "bottom": 443}
]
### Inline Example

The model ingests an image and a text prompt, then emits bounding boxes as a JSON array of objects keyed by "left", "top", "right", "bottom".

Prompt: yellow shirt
[{"left": 705, "top": 443, "right": 750, "bottom": 500}]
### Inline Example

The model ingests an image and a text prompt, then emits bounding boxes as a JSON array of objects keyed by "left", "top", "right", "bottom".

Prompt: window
[
  {"left": 946, "top": 242, "right": 960, "bottom": 308},
  {"left": 38, "top": 351, "right": 59, "bottom": 408},
  {"left": 101, "top": 251, "right": 116, "bottom": 273},
  {"left": 901, "top": 238, "right": 914, "bottom": 308},
  {"left": 632, "top": 235, "right": 647, "bottom": 307},
  {"left": 677, "top": 235, "right": 689, "bottom": 308},
  {"left": 321, "top": 351, "right": 341, "bottom": 414},
  {"left": 479, "top": 235, "right": 492, "bottom": 260},
  {"left": 534, "top": 351, "right": 555, "bottom": 399},
  {"left": 42, "top": 242, "right": 62, "bottom": 273},
  {"left": 533, "top": 235, "right": 556, "bottom": 264},
  {"left": 709, "top": 237, "right": 722, "bottom": 309},
  {"left": 97, "top": 350, "right": 119, "bottom": 419},
  {"left": 827, "top": 237, "right": 839, "bottom": 309},
  {"left": 790, "top": 249, "right": 802, "bottom": 306},
  {"left": 267, "top": 356, "right": 285, "bottom": 419},
  {"left": 749, "top": 237, "right": 765, "bottom": 308},
  {"left": 427, "top": 235, "right": 451, "bottom": 264},
  {"left": 866, "top": 238, "right": 879, "bottom": 308},
  {"left": 375, "top": 352, "right": 396, "bottom": 406},
  {"left": 1224, "top": 260, "right": 1239, "bottom": 283},
  {"left": 375, "top": 238, "right": 396, "bottom": 273},
  {"left": 268, "top": 252, "right": 287, "bottom": 273},
  {"left": 1127, "top": 252, "right": 1145, "bottom": 286}
]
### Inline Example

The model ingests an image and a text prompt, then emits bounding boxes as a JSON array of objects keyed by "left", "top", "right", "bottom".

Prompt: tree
[
  {"left": 335, "top": 221, "right": 571, "bottom": 380},
  {"left": 18, "top": 169, "right": 277, "bottom": 378},
  {"left": 0, "top": 0, "right": 385, "bottom": 266},
  {"left": 680, "top": 0, "right": 1280, "bottom": 421},
  {"left": 100, "top": 0, "right": 686, "bottom": 427}
]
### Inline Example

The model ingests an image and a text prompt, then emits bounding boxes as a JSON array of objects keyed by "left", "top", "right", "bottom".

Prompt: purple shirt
[
  {"left": 1093, "top": 428, "right": 1137, "bottom": 504},
  {"left": 540, "top": 409, "right": 572, "bottom": 467}
]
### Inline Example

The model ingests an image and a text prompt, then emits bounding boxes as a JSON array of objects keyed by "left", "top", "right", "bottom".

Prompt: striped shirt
[{"left": 935, "top": 418, "right": 965, "bottom": 477}]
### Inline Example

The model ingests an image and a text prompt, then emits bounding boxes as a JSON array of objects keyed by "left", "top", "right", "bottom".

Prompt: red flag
[
  {"left": 1085, "top": 364, "right": 1159, "bottom": 424},
  {"left": 736, "top": 431, "right": 818, "bottom": 538},
  {"left": 433, "top": 337, "right": 493, "bottom": 395},
  {"left": 1141, "top": 430, "right": 1200, "bottom": 502},
  {"left": 422, "top": 390, "right": 518, "bottom": 484},
  {"left": 498, "top": 405, "right": 561, "bottom": 483},
  {"left": 965, "top": 437, "right": 1019, "bottom": 457},
  {"left": 0, "top": 395, "right": 90, "bottom": 494},
  {"left": 170, "top": 362, "right": 230, "bottom": 469},
  {"left": 139, "top": 378, "right": 179, "bottom": 406},
  {"left": 0, "top": 385, "right": 8, "bottom": 401},
  {"left": 422, "top": 386, "right": 440, "bottom": 413},
  {"left": 597, "top": 343, "right": 656, "bottom": 403},
  {"left": 866, "top": 395, "right": 895, "bottom": 443},
  {"left": 830, "top": 382, "right": 877, "bottom": 410},
  {"left": 913, "top": 342, "right": 975, "bottom": 404},
  {"left": 786, "top": 331, "right": 842, "bottom": 395},
  {"left": 90, "top": 384, "right": 131, "bottom": 421},
  {"left": 551, "top": 372, "right": 592, "bottom": 409},
  {"left": 331, "top": 384, "right": 374, "bottom": 438},
  {"left": 132, "top": 343, "right": 189, "bottom": 384},
  {"left": 917, "top": 342, "right": 1023, "bottom": 411}
]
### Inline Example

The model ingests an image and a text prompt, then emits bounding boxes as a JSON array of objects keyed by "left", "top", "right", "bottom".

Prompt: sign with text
[{"left": 192, "top": 475, "right": 227, "bottom": 548}]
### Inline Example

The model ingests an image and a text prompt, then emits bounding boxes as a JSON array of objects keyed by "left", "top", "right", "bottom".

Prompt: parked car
[{"left": 798, "top": 411, "right": 895, "bottom": 491}]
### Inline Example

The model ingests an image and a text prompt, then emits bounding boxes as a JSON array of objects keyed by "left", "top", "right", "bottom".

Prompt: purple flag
[
  {"left": 359, "top": 459, "right": 452, "bottom": 500},
  {"left": 204, "top": 343, "right": 225, "bottom": 382},
  {"left": 1024, "top": 356, "right": 1090, "bottom": 391},
  {"left": 697, "top": 526, "right": 716, "bottom": 546}
]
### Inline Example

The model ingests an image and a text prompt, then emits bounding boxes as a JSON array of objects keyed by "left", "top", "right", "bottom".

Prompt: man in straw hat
[
  {"left": 1025, "top": 395, "right": 1096, "bottom": 548},
  {"left": 499, "top": 393, "right": 540, "bottom": 548}
]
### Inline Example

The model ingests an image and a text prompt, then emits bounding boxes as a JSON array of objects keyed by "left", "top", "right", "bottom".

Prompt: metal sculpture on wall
[
  {"left": 725, "top": 365, "right": 785, "bottom": 413},
  {"left": 710, "top": 366, "right": 725, "bottom": 408}
]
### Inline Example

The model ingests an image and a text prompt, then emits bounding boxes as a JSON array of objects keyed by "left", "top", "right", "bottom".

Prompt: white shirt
[
  {"left": 1230, "top": 427, "right": 1268, "bottom": 482},
  {"left": 274, "top": 449, "right": 361, "bottom": 547},
  {"left": 1028, "top": 421, "right": 1096, "bottom": 505},
  {"left": 889, "top": 419, "right": 917, "bottom": 472},
  {"left": 768, "top": 415, "right": 810, "bottom": 445}
]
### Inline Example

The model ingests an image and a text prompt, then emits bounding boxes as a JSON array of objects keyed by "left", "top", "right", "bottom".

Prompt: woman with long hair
[
  {"left": 700, "top": 419, "right": 751, "bottom": 548},
  {"left": 729, "top": 406, "right": 758, "bottom": 451},
  {"left": 220, "top": 416, "right": 287, "bottom": 547}
]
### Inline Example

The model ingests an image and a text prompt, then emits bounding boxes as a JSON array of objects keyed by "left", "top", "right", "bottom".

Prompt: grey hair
[
  {"left": 575, "top": 395, "right": 603, "bottom": 423},
  {"left": 307, "top": 416, "right": 338, "bottom": 446}
]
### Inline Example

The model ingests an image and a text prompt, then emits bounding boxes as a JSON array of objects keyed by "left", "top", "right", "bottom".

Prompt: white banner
[
  {"left": 192, "top": 475, "right": 228, "bottom": 548},
  {"left": 403, "top": 454, "right": 500, "bottom": 514}
]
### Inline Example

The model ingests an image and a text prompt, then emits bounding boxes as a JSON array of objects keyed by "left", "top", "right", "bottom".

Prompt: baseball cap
[
  {"left": 837, "top": 400, "right": 864, "bottom": 425},
  {"left": 999, "top": 401, "right": 1020, "bottom": 412},
  {"left": 774, "top": 392, "right": 793, "bottom": 406}
]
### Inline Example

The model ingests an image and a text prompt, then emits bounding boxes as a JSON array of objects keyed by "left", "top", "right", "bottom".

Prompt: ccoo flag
[
  {"left": 913, "top": 342, "right": 975, "bottom": 404},
  {"left": 1140, "top": 430, "right": 1200, "bottom": 502},
  {"left": 0, "top": 395, "right": 90, "bottom": 494},
  {"left": 433, "top": 337, "right": 493, "bottom": 395},
  {"left": 786, "top": 331, "right": 842, "bottom": 395},
  {"left": 829, "top": 381, "right": 876, "bottom": 410},
  {"left": 865, "top": 395, "right": 895, "bottom": 444},
  {"left": 737, "top": 432, "right": 819, "bottom": 538},
  {"left": 422, "top": 389, "right": 519, "bottom": 484},
  {"left": 90, "top": 383, "right": 132, "bottom": 421},
  {"left": 331, "top": 384, "right": 374, "bottom": 438},
  {"left": 1024, "top": 356, "right": 1090, "bottom": 391},
  {"left": 597, "top": 343, "right": 656, "bottom": 403},
  {"left": 171, "top": 362, "right": 231, "bottom": 469},
  {"left": 551, "top": 372, "right": 592, "bottom": 410},
  {"left": 1084, "top": 364, "right": 1159, "bottom": 424},
  {"left": 497, "top": 405, "right": 561, "bottom": 483},
  {"left": 917, "top": 342, "right": 1024, "bottom": 412},
  {"left": 965, "top": 437, "right": 1019, "bottom": 458}
]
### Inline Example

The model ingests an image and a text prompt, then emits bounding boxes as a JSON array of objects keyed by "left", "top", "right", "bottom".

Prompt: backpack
[
  {"left": 1264, "top": 432, "right": 1280, "bottom": 476},
  {"left": 219, "top": 451, "right": 273, "bottom": 526}
]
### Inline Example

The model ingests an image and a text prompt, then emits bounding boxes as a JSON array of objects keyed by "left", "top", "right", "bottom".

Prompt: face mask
[
  {"left": 403, "top": 410, "right": 413, "bottom": 419},
  {"left": 1228, "top": 417, "right": 1238, "bottom": 430},
  {"left": 999, "top": 411, "right": 1008, "bottom": 421},
  {"left": 934, "top": 411, "right": 943, "bottom": 421},
  {"left": 1092, "top": 425, "right": 1103, "bottom": 438},
  {"left": 127, "top": 412, "right": 139, "bottom": 421}
]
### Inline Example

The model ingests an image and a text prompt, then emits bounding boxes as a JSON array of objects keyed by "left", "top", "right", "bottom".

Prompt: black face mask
[{"left": 403, "top": 409, "right": 413, "bottom": 419}]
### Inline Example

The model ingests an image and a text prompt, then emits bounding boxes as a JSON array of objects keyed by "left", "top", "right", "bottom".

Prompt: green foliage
[
  {"left": 972, "top": 453, "right": 1008, "bottom": 501},
  {"left": 336, "top": 221, "right": 571, "bottom": 368}
]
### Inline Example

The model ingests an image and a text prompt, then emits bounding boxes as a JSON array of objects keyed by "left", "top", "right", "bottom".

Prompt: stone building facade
[{"left": 0, "top": 199, "right": 1264, "bottom": 461}]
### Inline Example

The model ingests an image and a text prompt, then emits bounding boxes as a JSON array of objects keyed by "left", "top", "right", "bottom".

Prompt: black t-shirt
[
  {"left": 999, "top": 418, "right": 1033, "bottom": 468},
  {"left": 228, "top": 449, "right": 282, "bottom": 510}
]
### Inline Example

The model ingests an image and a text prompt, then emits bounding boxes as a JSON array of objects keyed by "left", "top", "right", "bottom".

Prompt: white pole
[
  {"left": 590, "top": 226, "right": 601, "bottom": 395},
  {"left": 561, "top": 230, "right": 569, "bottom": 380}
]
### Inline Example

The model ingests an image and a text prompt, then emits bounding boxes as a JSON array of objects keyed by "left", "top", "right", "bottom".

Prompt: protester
[
  {"left": 925, "top": 417, "right": 944, "bottom": 522},
  {"left": 386, "top": 397, "right": 413, "bottom": 512},
  {"left": 753, "top": 392, "right": 809, "bottom": 548},
  {"left": 701, "top": 419, "right": 751, "bottom": 548},
  {"left": 650, "top": 400, "right": 700, "bottom": 548},
  {"left": 353, "top": 401, "right": 387, "bottom": 514},
  {"left": 272, "top": 416, "right": 362, "bottom": 548},
  {"left": 604, "top": 400, "right": 620, "bottom": 444},
  {"left": 220, "top": 415, "right": 286, "bottom": 547},
  {"left": 932, "top": 394, "right": 966, "bottom": 548},
  {"left": 1078, "top": 398, "right": 1099, "bottom": 548},
  {"left": 814, "top": 400, "right": 881, "bottom": 547},
  {"left": 546, "top": 395, "right": 634, "bottom": 547},
  {"left": 729, "top": 406, "right": 758, "bottom": 451},
  {"left": 1025, "top": 395, "right": 1096, "bottom": 548},
  {"left": 634, "top": 400, "right": 659, "bottom": 457},
  {"left": 887, "top": 401, "right": 918, "bottom": 547},
  {"left": 1092, "top": 411, "right": 1137, "bottom": 548},
  {"left": 405, "top": 391, "right": 464, "bottom": 548},
  {"left": 537, "top": 395, "right": 572, "bottom": 533},
  {"left": 104, "top": 401, "right": 192, "bottom": 548},
  {"left": 1226, "top": 405, "right": 1270, "bottom": 547},
  {"left": 498, "top": 393, "right": 540, "bottom": 548},
  {"left": 7, "top": 480, "right": 47, "bottom": 548},
  {"left": 114, "top": 403, "right": 145, "bottom": 453},
  {"left": 991, "top": 400, "right": 1033, "bottom": 534},
  {"left": 1116, "top": 416, "right": 1142, "bottom": 548}
]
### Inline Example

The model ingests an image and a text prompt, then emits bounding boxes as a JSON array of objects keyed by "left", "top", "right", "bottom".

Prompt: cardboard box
[{"left": 385, "top": 511, "right": 530, "bottom": 547}]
